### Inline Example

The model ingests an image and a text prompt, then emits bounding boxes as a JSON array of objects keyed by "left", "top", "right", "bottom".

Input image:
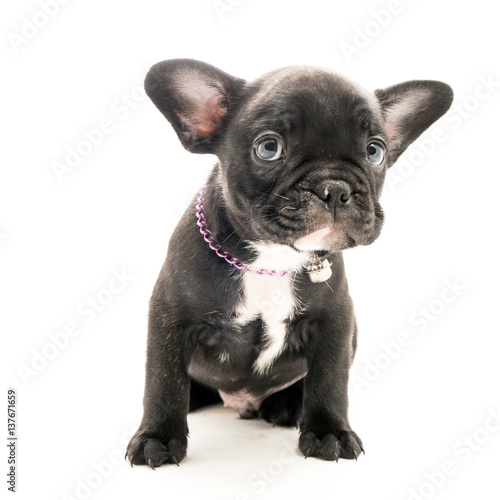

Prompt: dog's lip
[
  {"left": 294, "top": 225, "right": 337, "bottom": 251},
  {"left": 301, "top": 226, "right": 335, "bottom": 241}
]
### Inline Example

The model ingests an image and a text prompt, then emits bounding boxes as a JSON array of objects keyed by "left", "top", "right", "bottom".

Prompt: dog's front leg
[
  {"left": 127, "top": 301, "right": 190, "bottom": 468},
  {"left": 299, "top": 314, "right": 364, "bottom": 461}
]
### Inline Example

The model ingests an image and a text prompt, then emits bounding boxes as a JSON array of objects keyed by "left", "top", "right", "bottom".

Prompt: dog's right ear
[{"left": 144, "top": 59, "right": 245, "bottom": 154}]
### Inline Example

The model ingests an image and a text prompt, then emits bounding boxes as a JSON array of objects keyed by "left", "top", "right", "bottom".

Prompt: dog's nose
[{"left": 313, "top": 180, "right": 351, "bottom": 207}]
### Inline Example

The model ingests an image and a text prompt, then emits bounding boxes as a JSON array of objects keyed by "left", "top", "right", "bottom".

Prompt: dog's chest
[{"left": 233, "top": 243, "right": 310, "bottom": 374}]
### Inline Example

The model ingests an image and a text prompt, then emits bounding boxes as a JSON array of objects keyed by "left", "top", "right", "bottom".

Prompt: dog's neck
[
  {"left": 199, "top": 175, "right": 332, "bottom": 281},
  {"left": 200, "top": 176, "right": 258, "bottom": 267},
  {"left": 197, "top": 190, "right": 300, "bottom": 276}
]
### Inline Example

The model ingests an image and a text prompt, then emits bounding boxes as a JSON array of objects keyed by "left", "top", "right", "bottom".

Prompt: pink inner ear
[
  {"left": 176, "top": 71, "right": 228, "bottom": 139},
  {"left": 382, "top": 90, "right": 429, "bottom": 146},
  {"left": 192, "top": 94, "right": 227, "bottom": 138}
]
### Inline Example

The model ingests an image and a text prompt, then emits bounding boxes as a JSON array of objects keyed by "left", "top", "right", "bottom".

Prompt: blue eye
[
  {"left": 367, "top": 142, "right": 385, "bottom": 166},
  {"left": 255, "top": 137, "right": 284, "bottom": 161}
]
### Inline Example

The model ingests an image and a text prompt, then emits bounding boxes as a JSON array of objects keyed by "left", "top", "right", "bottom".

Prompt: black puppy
[{"left": 126, "top": 59, "right": 453, "bottom": 467}]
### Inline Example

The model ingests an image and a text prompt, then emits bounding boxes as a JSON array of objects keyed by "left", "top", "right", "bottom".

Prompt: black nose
[{"left": 313, "top": 180, "right": 351, "bottom": 207}]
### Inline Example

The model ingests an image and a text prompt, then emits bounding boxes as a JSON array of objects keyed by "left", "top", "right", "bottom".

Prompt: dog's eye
[
  {"left": 255, "top": 137, "right": 284, "bottom": 161},
  {"left": 366, "top": 142, "right": 385, "bottom": 166}
]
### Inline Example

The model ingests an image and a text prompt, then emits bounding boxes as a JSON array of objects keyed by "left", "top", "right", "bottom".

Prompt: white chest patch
[{"left": 234, "top": 243, "right": 310, "bottom": 374}]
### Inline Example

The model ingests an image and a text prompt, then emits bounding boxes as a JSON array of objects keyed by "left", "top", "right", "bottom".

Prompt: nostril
[{"left": 314, "top": 180, "right": 351, "bottom": 207}]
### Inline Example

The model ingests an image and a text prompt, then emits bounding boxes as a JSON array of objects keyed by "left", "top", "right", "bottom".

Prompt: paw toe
[
  {"left": 126, "top": 433, "right": 187, "bottom": 467},
  {"left": 339, "top": 431, "right": 364, "bottom": 460},
  {"left": 299, "top": 429, "right": 363, "bottom": 461},
  {"left": 299, "top": 431, "right": 341, "bottom": 461}
]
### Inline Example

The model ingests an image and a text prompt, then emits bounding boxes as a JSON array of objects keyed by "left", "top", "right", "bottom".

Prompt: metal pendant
[{"left": 306, "top": 259, "right": 332, "bottom": 283}]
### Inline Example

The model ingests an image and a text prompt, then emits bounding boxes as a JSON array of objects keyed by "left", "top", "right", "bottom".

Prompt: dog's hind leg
[
  {"left": 189, "top": 379, "right": 222, "bottom": 412},
  {"left": 258, "top": 380, "right": 303, "bottom": 428}
]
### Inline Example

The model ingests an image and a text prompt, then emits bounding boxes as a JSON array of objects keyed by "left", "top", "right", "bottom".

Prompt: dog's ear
[
  {"left": 375, "top": 81, "right": 453, "bottom": 166},
  {"left": 144, "top": 59, "right": 245, "bottom": 154}
]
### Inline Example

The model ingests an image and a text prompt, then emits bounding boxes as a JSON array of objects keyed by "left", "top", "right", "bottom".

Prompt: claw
[
  {"left": 304, "top": 447, "right": 311, "bottom": 459},
  {"left": 171, "top": 455, "right": 180, "bottom": 467},
  {"left": 347, "top": 444, "right": 358, "bottom": 459},
  {"left": 341, "top": 437, "right": 361, "bottom": 460},
  {"left": 148, "top": 459, "right": 156, "bottom": 470},
  {"left": 129, "top": 454, "right": 134, "bottom": 467}
]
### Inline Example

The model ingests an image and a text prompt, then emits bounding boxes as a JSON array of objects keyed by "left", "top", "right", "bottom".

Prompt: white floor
[{"left": 34, "top": 390, "right": 499, "bottom": 500}]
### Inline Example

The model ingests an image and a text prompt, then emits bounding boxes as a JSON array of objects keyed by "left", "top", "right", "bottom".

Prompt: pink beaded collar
[{"left": 195, "top": 191, "right": 295, "bottom": 277}]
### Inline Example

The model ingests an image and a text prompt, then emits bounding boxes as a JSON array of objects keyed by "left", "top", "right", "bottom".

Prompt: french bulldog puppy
[{"left": 126, "top": 59, "right": 453, "bottom": 467}]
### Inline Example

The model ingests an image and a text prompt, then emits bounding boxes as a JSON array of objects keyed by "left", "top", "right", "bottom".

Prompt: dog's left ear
[
  {"left": 144, "top": 59, "right": 246, "bottom": 154},
  {"left": 375, "top": 81, "right": 453, "bottom": 166}
]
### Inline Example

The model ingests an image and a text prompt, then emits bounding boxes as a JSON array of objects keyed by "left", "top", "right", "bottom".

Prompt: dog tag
[{"left": 306, "top": 259, "right": 332, "bottom": 283}]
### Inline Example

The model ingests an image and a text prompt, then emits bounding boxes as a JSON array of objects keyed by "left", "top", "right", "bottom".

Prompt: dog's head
[{"left": 145, "top": 59, "right": 452, "bottom": 253}]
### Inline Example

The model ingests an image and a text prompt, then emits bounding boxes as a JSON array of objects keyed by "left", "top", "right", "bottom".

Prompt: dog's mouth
[
  {"left": 250, "top": 189, "right": 382, "bottom": 252},
  {"left": 225, "top": 174, "right": 383, "bottom": 253}
]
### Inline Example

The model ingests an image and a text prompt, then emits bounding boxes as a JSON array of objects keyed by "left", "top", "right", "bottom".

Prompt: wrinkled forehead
[{"left": 239, "top": 67, "right": 383, "bottom": 138}]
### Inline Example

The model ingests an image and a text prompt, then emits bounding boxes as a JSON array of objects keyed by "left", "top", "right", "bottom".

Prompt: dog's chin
[{"left": 293, "top": 226, "right": 351, "bottom": 253}]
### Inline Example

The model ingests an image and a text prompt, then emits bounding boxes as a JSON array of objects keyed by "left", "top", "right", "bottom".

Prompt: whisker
[
  {"left": 273, "top": 193, "right": 290, "bottom": 201},
  {"left": 235, "top": 227, "right": 249, "bottom": 252},
  {"left": 221, "top": 228, "right": 240, "bottom": 244}
]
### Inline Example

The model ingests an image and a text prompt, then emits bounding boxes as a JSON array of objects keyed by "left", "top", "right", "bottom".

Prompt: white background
[{"left": 2, "top": 1, "right": 499, "bottom": 499}]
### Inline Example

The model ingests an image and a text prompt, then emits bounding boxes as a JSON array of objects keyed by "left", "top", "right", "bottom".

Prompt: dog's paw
[
  {"left": 299, "top": 429, "right": 364, "bottom": 461},
  {"left": 126, "top": 432, "right": 187, "bottom": 468},
  {"left": 259, "top": 391, "right": 302, "bottom": 427}
]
